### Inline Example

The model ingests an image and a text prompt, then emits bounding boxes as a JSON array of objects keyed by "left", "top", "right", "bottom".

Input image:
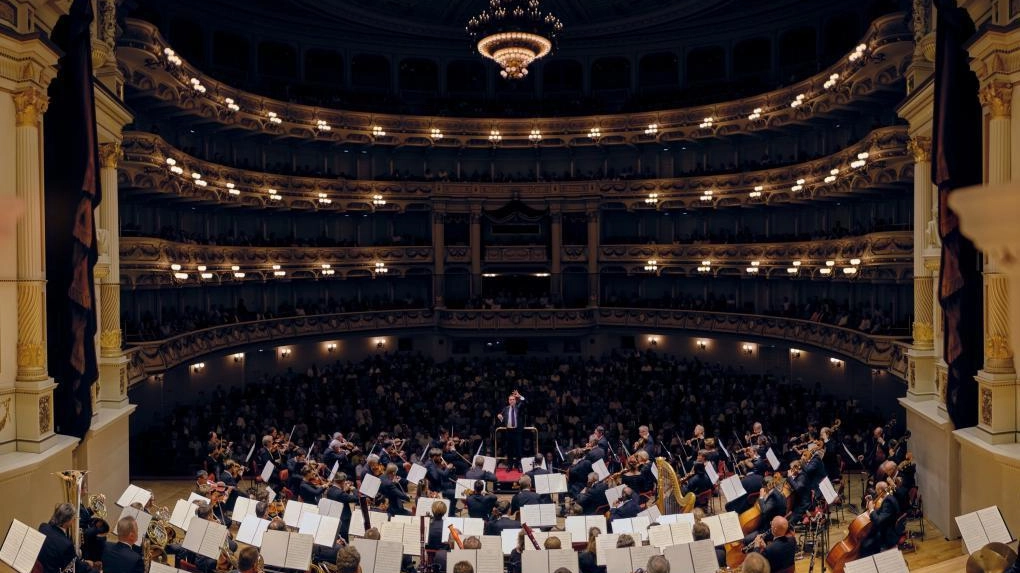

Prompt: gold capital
[
  {"left": 912, "top": 321, "right": 934, "bottom": 343},
  {"left": 99, "top": 329, "right": 122, "bottom": 351},
  {"left": 986, "top": 334, "right": 1013, "bottom": 360},
  {"left": 907, "top": 136, "right": 931, "bottom": 163},
  {"left": 99, "top": 141, "right": 122, "bottom": 169},
  {"left": 979, "top": 83, "right": 1012, "bottom": 118},
  {"left": 13, "top": 88, "right": 49, "bottom": 127},
  {"left": 16, "top": 343, "right": 44, "bottom": 369}
]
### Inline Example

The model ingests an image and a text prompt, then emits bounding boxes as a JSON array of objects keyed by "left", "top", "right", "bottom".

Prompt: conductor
[{"left": 497, "top": 390, "right": 526, "bottom": 471}]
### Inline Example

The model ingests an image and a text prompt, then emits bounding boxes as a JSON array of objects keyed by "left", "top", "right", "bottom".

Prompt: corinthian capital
[
  {"left": 979, "top": 83, "right": 1012, "bottom": 118},
  {"left": 99, "top": 142, "right": 122, "bottom": 169},
  {"left": 907, "top": 136, "right": 931, "bottom": 163},
  {"left": 13, "top": 87, "right": 49, "bottom": 127}
]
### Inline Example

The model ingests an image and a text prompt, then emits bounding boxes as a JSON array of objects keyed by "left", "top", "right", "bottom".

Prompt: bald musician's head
[
  {"left": 880, "top": 460, "right": 897, "bottom": 479},
  {"left": 474, "top": 457, "right": 485, "bottom": 468},
  {"left": 116, "top": 516, "right": 139, "bottom": 545},
  {"left": 518, "top": 475, "right": 532, "bottom": 490},
  {"left": 237, "top": 547, "right": 260, "bottom": 573},
  {"left": 875, "top": 481, "right": 889, "bottom": 494},
  {"left": 463, "top": 536, "right": 482, "bottom": 550},
  {"left": 364, "top": 528, "right": 381, "bottom": 540},
  {"left": 646, "top": 555, "right": 670, "bottom": 573},
  {"left": 770, "top": 516, "right": 789, "bottom": 537},
  {"left": 692, "top": 522, "right": 710, "bottom": 541}
]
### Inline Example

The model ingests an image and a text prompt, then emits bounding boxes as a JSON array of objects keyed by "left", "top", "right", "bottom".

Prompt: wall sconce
[
  {"left": 279, "top": 348, "right": 292, "bottom": 358},
  {"left": 375, "top": 338, "right": 386, "bottom": 349},
  {"left": 696, "top": 339, "right": 708, "bottom": 350},
  {"left": 790, "top": 348, "right": 802, "bottom": 359},
  {"left": 326, "top": 343, "right": 337, "bottom": 353},
  {"left": 830, "top": 357, "right": 844, "bottom": 368},
  {"left": 191, "top": 362, "right": 205, "bottom": 373},
  {"left": 742, "top": 344, "right": 754, "bottom": 356},
  {"left": 647, "top": 336, "right": 659, "bottom": 347},
  {"left": 231, "top": 353, "right": 244, "bottom": 363}
]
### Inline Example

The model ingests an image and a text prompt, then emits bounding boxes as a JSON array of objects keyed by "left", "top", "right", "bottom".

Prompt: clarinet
[{"left": 521, "top": 522, "right": 541, "bottom": 549}]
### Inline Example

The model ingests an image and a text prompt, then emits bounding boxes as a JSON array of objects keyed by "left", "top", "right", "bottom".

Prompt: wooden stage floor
[{"left": 138, "top": 477, "right": 965, "bottom": 572}]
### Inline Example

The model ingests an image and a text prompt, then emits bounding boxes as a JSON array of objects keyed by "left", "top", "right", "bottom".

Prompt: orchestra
[{"left": 33, "top": 382, "right": 925, "bottom": 573}]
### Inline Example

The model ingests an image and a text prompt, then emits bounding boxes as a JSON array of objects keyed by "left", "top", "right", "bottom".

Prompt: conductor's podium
[{"left": 493, "top": 426, "right": 538, "bottom": 492}]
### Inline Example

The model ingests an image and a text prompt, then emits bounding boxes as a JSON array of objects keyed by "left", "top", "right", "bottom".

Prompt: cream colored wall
[
  {"left": 956, "top": 429, "right": 1020, "bottom": 540},
  {"left": 903, "top": 403, "right": 960, "bottom": 538},
  {"left": 75, "top": 407, "right": 134, "bottom": 508},
  {"left": 0, "top": 436, "right": 78, "bottom": 539}
]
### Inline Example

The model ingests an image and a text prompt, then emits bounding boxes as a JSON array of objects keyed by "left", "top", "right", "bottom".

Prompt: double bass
[{"left": 825, "top": 488, "right": 891, "bottom": 572}]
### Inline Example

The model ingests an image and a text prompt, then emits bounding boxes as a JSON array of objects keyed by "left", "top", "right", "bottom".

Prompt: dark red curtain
[
  {"left": 931, "top": 0, "right": 983, "bottom": 428},
  {"left": 45, "top": 0, "right": 102, "bottom": 438}
]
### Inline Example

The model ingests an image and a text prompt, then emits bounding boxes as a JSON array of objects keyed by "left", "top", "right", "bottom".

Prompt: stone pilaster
[
  {"left": 587, "top": 206, "right": 599, "bottom": 306},
  {"left": 469, "top": 206, "right": 481, "bottom": 298},
  {"left": 12, "top": 86, "right": 55, "bottom": 451},
  {"left": 96, "top": 142, "right": 128, "bottom": 408},
  {"left": 432, "top": 210, "right": 445, "bottom": 307},
  {"left": 550, "top": 208, "right": 562, "bottom": 300}
]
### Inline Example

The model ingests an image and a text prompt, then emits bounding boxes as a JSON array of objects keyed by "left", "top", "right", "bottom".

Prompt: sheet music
[
  {"left": 522, "top": 458, "right": 548, "bottom": 472},
  {"left": 265, "top": 487, "right": 276, "bottom": 503},
  {"left": 351, "top": 538, "right": 379, "bottom": 573},
  {"left": 639, "top": 505, "right": 661, "bottom": 522},
  {"left": 472, "top": 455, "right": 498, "bottom": 474},
  {"left": 116, "top": 484, "right": 153, "bottom": 508},
  {"left": 372, "top": 540, "right": 404, "bottom": 573},
  {"left": 520, "top": 504, "right": 557, "bottom": 527},
  {"left": 187, "top": 493, "right": 210, "bottom": 505},
  {"left": 592, "top": 459, "right": 610, "bottom": 480},
  {"left": 245, "top": 442, "right": 256, "bottom": 463},
  {"left": 182, "top": 519, "right": 227, "bottom": 559},
  {"left": 283, "top": 500, "right": 319, "bottom": 528},
  {"left": 327, "top": 461, "right": 339, "bottom": 483},
  {"left": 595, "top": 533, "right": 621, "bottom": 565},
  {"left": 630, "top": 545, "right": 660, "bottom": 566},
  {"left": 260, "top": 461, "right": 275, "bottom": 482},
  {"left": 819, "top": 477, "right": 839, "bottom": 505},
  {"left": 977, "top": 506, "right": 1013, "bottom": 544},
  {"left": 700, "top": 515, "right": 724, "bottom": 546},
  {"left": 663, "top": 544, "right": 694, "bottom": 573},
  {"left": 955, "top": 512, "right": 990, "bottom": 554},
  {"left": 455, "top": 479, "right": 475, "bottom": 499},
  {"left": 844, "top": 557, "right": 880, "bottom": 573},
  {"left": 0, "top": 520, "right": 28, "bottom": 571},
  {"left": 690, "top": 539, "right": 720, "bottom": 573},
  {"left": 236, "top": 516, "right": 270, "bottom": 546},
  {"left": 604, "top": 484, "right": 626, "bottom": 507},
  {"left": 565, "top": 515, "right": 607, "bottom": 542},
  {"left": 534, "top": 474, "right": 567, "bottom": 494},
  {"left": 150, "top": 562, "right": 184, "bottom": 573},
  {"left": 348, "top": 510, "right": 390, "bottom": 538},
  {"left": 480, "top": 535, "right": 502, "bottom": 552},
  {"left": 169, "top": 499, "right": 196, "bottom": 531},
  {"left": 546, "top": 549, "right": 579, "bottom": 573},
  {"left": 118, "top": 507, "right": 153, "bottom": 546},
  {"left": 656, "top": 513, "right": 695, "bottom": 526},
  {"left": 671, "top": 523, "right": 695, "bottom": 546},
  {"left": 406, "top": 463, "right": 427, "bottom": 484},
  {"left": 520, "top": 551, "right": 549, "bottom": 573},
  {"left": 611, "top": 516, "right": 650, "bottom": 540},
  {"left": 284, "top": 533, "right": 313, "bottom": 570},
  {"left": 718, "top": 512, "right": 743, "bottom": 543},
  {"left": 360, "top": 474, "right": 382, "bottom": 498},
  {"left": 872, "top": 549, "right": 909, "bottom": 573},
  {"left": 318, "top": 498, "right": 344, "bottom": 519},
  {"left": 704, "top": 463, "right": 719, "bottom": 485},
  {"left": 765, "top": 448, "right": 780, "bottom": 470},
  {"left": 232, "top": 497, "right": 255, "bottom": 522},
  {"left": 1, "top": 520, "right": 44, "bottom": 573},
  {"left": 648, "top": 523, "right": 694, "bottom": 549},
  {"left": 719, "top": 476, "right": 747, "bottom": 503},
  {"left": 605, "top": 547, "right": 635, "bottom": 573},
  {"left": 415, "top": 497, "right": 438, "bottom": 516},
  {"left": 500, "top": 529, "right": 521, "bottom": 555}
]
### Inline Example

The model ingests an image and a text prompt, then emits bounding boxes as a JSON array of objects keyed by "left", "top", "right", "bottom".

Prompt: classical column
[
  {"left": 586, "top": 207, "right": 599, "bottom": 307},
  {"left": 550, "top": 209, "right": 562, "bottom": 300},
  {"left": 909, "top": 136, "right": 935, "bottom": 350},
  {"left": 470, "top": 206, "right": 482, "bottom": 298},
  {"left": 13, "top": 86, "right": 56, "bottom": 450},
  {"left": 96, "top": 142, "right": 128, "bottom": 408},
  {"left": 432, "top": 210, "right": 445, "bottom": 307},
  {"left": 981, "top": 83, "right": 1012, "bottom": 184}
]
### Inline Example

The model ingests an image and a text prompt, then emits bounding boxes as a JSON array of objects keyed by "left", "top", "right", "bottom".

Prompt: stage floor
[{"left": 136, "top": 475, "right": 964, "bottom": 573}]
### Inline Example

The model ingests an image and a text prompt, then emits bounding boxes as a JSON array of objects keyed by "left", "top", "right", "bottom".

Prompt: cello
[{"left": 825, "top": 487, "right": 891, "bottom": 572}]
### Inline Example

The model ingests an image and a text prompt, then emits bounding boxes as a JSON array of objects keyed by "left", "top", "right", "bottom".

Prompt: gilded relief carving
[
  {"left": 981, "top": 387, "right": 993, "bottom": 426},
  {"left": 0, "top": 397, "right": 11, "bottom": 433},
  {"left": 39, "top": 395, "right": 51, "bottom": 433}
]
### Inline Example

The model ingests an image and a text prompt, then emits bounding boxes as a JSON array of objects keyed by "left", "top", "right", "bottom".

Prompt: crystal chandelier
[{"left": 466, "top": 0, "right": 563, "bottom": 80}]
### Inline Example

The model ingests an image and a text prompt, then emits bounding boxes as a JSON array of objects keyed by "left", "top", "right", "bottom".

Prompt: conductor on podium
[{"left": 497, "top": 390, "right": 526, "bottom": 471}]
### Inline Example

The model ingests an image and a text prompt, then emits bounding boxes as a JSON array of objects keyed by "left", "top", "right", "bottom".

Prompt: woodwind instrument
[
  {"left": 521, "top": 523, "right": 541, "bottom": 550},
  {"left": 447, "top": 524, "right": 464, "bottom": 549},
  {"left": 417, "top": 515, "right": 428, "bottom": 573}
]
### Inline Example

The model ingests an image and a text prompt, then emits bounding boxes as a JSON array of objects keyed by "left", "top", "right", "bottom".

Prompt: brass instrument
[
  {"left": 56, "top": 470, "right": 88, "bottom": 560},
  {"left": 86, "top": 494, "right": 107, "bottom": 520}
]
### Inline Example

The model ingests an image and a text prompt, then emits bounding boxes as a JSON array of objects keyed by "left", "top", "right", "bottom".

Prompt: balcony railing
[
  {"left": 117, "top": 14, "right": 910, "bottom": 148},
  {"left": 119, "top": 126, "right": 909, "bottom": 211},
  {"left": 484, "top": 246, "right": 548, "bottom": 263},
  {"left": 123, "top": 308, "right": 907, "bottom": 386}
]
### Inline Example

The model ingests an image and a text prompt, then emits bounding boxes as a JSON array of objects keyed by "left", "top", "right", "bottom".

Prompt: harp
[{"left": 655, "top": 457, "right": 696, "bottom": 514}]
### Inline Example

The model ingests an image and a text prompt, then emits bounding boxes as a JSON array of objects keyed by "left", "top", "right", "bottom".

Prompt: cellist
[{"left": 860, "top": 480, "right": 902, "bottom": 557}]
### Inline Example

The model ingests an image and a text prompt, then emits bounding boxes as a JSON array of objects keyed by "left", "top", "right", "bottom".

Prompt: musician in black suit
[
  {"left": 575, "top": 472, "right": 609, "bottom": 515},
  {"left": 510, "top": 475, "right": 542, "bottom": 515},
  {"left": 821, "top": 425, "right": 841, "bottom": 480},
  {"left": 788, "top": 459, "right": 813, "bottom": 524},
  {"left": 609, "top": 486, "right": 641, "bottom": 520},
  {"left": 861, "top": 481, "right": 902, "bottom": 557},
  {"left": 325, "top": 473, "right": 358, "bottom": 540},
  {"left": 465, "top": 480, "right": 498, "bottom": 519},
  {"left": 102, "top": 516, "right": 143, "bottom": 573},
  {"left": 681, "top": 461, "right": 713, "bottom": 498},
  {"left": 497, "top": 390, "right": 526, "bottom": 470},
  {"left": 298, "top": 468, "right": 326, "bottom": 504},
  {"left": 379, "top": 463, "right": 411, "bottom": 516},
  {"left": 724, "top": 460, "right": 764, "bottom": 514},
  {"left": 465, "top": 457, "right": 497, "bottom": 482},
  {"left": 38, "top": 503, "right": 100, "bottom": 573},
  {"left": 742, "top": 479, "right": 787, "bottom": 545},
  {"left": 635, "top": 425, "right": 655, "bottom": 457},
  {"left": 748, "top": 516, "right": 797, "bottom": 573},
  {"left": 425, "top": 500, "right": 450, "bottom": 550},
  {"left": 484, "top": 501, "right": 521, "bottom": 535},
  {"left": 424, "top": 448, "right": 457, "bottom": 507},
  {"left": 693, "top": 522, "right": 726, "bottom": 569}
]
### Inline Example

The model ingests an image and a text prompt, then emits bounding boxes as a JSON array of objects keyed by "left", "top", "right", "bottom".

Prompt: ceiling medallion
[{"left": 466, "top": 0, "right": 563, "bottom": 80}]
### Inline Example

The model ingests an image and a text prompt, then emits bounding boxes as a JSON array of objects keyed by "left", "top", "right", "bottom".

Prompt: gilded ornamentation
[
  {"left": 0, "top": 397, "right": 11, "bottom": 432},
  {"left": 99, "top": 142, "right": 122, "bottom": 169},
  {"left": 907, "top": 136, "right": 931, "bottom": 163},
  {"left": 923, "top": 258, "right": 940, "bottom": 272},
  {"left": 0, "top": 1, "right": 15, "bottom": 26},
  {"left": 13, "top": 88, "right": 48, "bottom": 127},
  {"left": 986, "top": 334, "right": 1013, "bottom": 360},
  {"left": 99, "top": 0, "right": 117, "bottom": 52},
  {"left": 979, "top": 83, "right": 1012, "bottom": 118},
  {"left": 909, "top": 360, "right": 916, "bottom": 388},
  {"left": 912, "top": 321, "right": 934, "bottom": 343},
  {"left": 120, "top": 368, "right": 127, "bottom": 395},
  {"left": 980, "top": 387, "right": 993, "bottom": 426},
  {"left": 39, "top": 395, "right": 50, "bottom": 434},
  {"left": 99, "top": 329, "right": 122, "bottom": 351},
  {"left": 911, "top": 0, "right": 930, "bottom": 44},
  {"left": 16, "top": 343, "right": 44, "bottom": 369}
]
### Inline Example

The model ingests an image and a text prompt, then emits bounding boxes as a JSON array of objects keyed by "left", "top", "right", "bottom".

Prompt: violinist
[
  {"left": 510, "top": 475, "right": 541, "bottom": 515},
  {"left": 609, "top": 486, "right": 641, "bottom": 519},
  {"left": 634, "top": 425, "right": 655, "bottom": 457},
  {"left": 325, "top": 473, "right": 358, "bottom": 540},
  {"left": 742, "top": 475, "right": 787, "bottom": 545},
  {"left": 466, "top": 457, "right": 497, "bottom": 483},
  {"left": 724, "top": 460, "right": 764, "bottom": 514},
  {"left": 681, "top": 460, "right": 714, "bottom": 502},
  {"left": 864, "top": 426, "right": 889, "bottom": 472},
  {"left": 442, "top": 438, "right": 471, "bottom": 475},
  {"left": 256, "top": 435, "right": 281, "bottom": 485},
  {"left": 746, "top": 422, "right": 769, "bottom": 446},
  {"left": 299, "top": 468, "right": 326, "bottom": 504},
  {"left": 787, "top": 459, "right": 812, "bottom": 523},
  {"left": 686, "top": 424, "right": 706, "bottom": 452},
  {"left": 801, "top": 441, "right": 827, "bottom": 492},
  {"left": 821, "top": 425, "right": 841, "bottom": 480},
  {"left": 575, "top": 472, "right": 608, "bottom": 516},
  {"left": 465, "top": 480, "right": 497, "bottom": 519},
  {"left": 860, "top": 481, "right": 902, "bottom": 557},
  {"left": 746, "top": 516, "right": 796, "bottom": 572},
  {"left": 425, "top": 448, "right": 456, "bottom": 506},
  {"left": 380, "top": 463, "right": 410, "bottom": 516},
  {"left": 484, "top": 500, "right": 520, "bottom": 536}
]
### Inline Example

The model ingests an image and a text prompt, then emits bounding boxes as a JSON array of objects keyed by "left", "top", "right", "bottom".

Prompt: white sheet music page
[
  {"left": 604, "top": 547, "right": 633, "bottom": 573},
  {"left": 955, "top": 511, "right": 989, "bottom": 554},
  {"left": 595, "top": 533, "right": 621, "bottom": 566},
  {"left": 455, "top": 479, "right": 474, "bottom": 499},
  {"left": 327, "top": 461, "right": 339, "bottom": 483},
  {"left": 500, "top": 529, "right": 521, "bottom": 555},
  {"left": 718, "top": 512, "right": 743, "bottom": 543},
  {"left": 475, "top": 547, "right": 505, "bottom": 573},
  {"left": 630, "top": 544, "right": 660, "bottom": 566},
  {"left": 819, "top": 477, "right": 839, "bottom": 505},
  {"left": 704, "top": 463, "right": 719, "bottom": 485},
  {"left": 180, "top": 518, "right": 207, "bottom": 554},
  {"left": 701, "top": 515, "right": 724, "bottom": 546},
  {"left": 0, "top": 519, "right": 28, "bottom": 571},
  {"left": 592, "top": 459, "right": 610, "bottom": 480},
  {"left": 187, "top": 493, "right": 210, "bottom": 505},
  {"left": 639, "top": 505, "right": 661, "bottom": 522},
  {"left": 10, "top": 522, "right": 43, "bottom": 573},
  {"left": 318, "top": 498, "right": 344, "bottom": 519},
  {"left": 546, "top": 549, "right": 579, "bottom": 573},
  {"left": 169, "top": 499, "right": 195, "bottom": 531},
  {"left": 231, "top": 497, "right": 251, "bottom": 522},
  {"left": 196, "top": 521, "right": 228, "bottom": 560},
  {"left": 297, "top": 512, "right": 321, "bottom": 538},
  {"left": 236, "top": 516, "right": 267, "bottom": 546},
  {"left": 671, "top": 522, "right": 695, "bottom": 546},
  {"left": 765, "top": 448, "right": 780, "bottom": 470},
  {"left": 406, "top": 463, "right": 427, "bottom": 484},
  {"left": 283, "top": 500, "right": 306, "bottom": 528},
  {"left": 647, "top": 525, "right": 673, "bottom": 549},
  {"left": 260, "top": 461, "right": 275, "bottom": 483},
  {"left": 360, "top": 474, "right": 382, "bottom": 498},
  {"left": 373, "top": 539, "right": 403, "bottom": 573},
  {"left": 843, "top": 556, "right": 879, "bottom": 573},
  {"left": 976, "top": 506, "right": 1013, "bottom": 544},
  {"left": 520, "top": 550, "right": 549, "bottom": 573},
  {"left": 872, "top": 548, "right": 909, "bottom": 573},
  {"left": 283, "top": 533, "right": 314, "bottom": 571},
  {"left": 604, "top": 484, "right": 626, "bottom": 507},
  {"left": 720, "top": 476, "right": 746, "bottom": 503},
  {"left": 690, "top": 539, "right": 720, "bottom": 573},
  {"left": 415, "top": 497, "right": 437, "bottom": 516},
  {"left": 663, "top": 544, "right": 694, "bottom": 573},
  {"left": 350, "top": 538, "right": 378, "bottom": 573}
]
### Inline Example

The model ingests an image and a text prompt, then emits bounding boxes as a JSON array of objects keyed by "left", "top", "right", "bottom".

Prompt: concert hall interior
[{"left": 0, "top": 0, "right": 1019, "bottom": 572}]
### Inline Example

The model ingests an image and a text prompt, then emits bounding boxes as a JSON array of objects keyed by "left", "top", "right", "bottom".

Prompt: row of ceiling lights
[
  {"left": 642, "top": 258, "right": 863, "bottom": 275},
  {"left": 163, "top": 45, "right": 871, "bottom": 142},
  {"left": 169, "top": 261, "right": 389, "bottom": 281}
]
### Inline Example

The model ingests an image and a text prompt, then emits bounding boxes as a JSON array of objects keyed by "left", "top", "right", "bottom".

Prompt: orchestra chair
[{"left": 695, "top": 489, "right": 714, "bottom": 514}]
